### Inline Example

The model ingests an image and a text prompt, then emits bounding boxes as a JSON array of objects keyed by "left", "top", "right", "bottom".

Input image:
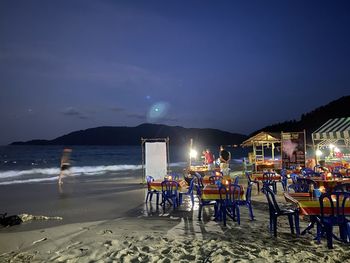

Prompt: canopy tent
[
  {"left": 312, "top": 117, "right": 350, "bottom": 148},
  {"left": 241, "top": 132, "right": 281, "bottom": 171},
  {"left": 141, "top": 137, "right": 170, "bottom": 182}
]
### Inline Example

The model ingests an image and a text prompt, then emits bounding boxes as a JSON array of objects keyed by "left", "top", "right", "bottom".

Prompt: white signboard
[{"left": 145, "top": 142, "right": 167, "bottom": 180}]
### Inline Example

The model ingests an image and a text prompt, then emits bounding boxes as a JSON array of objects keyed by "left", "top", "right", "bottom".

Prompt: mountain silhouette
[{"left": 11, "top": 123, "right": 247, "bottom": 146}]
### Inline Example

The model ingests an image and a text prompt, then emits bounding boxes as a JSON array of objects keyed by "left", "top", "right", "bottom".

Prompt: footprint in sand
[{"left": 99, "top": 229, "right": 113, "bottom": 235}]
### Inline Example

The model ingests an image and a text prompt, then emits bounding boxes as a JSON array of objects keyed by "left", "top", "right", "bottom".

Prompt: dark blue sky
[{"left": 1, "top": 0, "right": 349, "bottom": 145}]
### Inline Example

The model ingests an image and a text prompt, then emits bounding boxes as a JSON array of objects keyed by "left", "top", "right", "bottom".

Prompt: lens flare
[{"left": 147, "top": 102, "right": 170, "bottom": 122}]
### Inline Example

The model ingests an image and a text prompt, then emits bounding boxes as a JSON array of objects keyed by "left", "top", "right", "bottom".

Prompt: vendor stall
[
  {"left": 312, "top": 117, "right": 350, "bottom": 167},
  {"left": 241, "top": 132, "right": 281, "bottom": 172}
]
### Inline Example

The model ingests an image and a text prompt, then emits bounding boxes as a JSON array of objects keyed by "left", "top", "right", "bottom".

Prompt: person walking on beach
[
  {"left": 58, "top": 148, "right": 72, "bottom": 185},
  {"left": 204, "top": 148, "right": 215, "bottom": 171},
  {"left": 219, "top": 145, "right": 231, "bottom": 176}
]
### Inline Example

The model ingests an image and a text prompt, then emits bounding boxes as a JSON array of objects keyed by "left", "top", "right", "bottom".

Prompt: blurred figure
[
  {"left": 58, "top": 148, "right": 72, "bottom": 185},
  {"left": 219, "top": 145, "right": 231, "bottom": 176},
  {"left": 204, "top": 148, "right": 215, "bottom": 171}
]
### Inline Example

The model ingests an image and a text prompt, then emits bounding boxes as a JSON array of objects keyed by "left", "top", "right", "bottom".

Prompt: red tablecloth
[
  {"left": 251, "top": 173, "right": 281, "bottom": 181},
  {"left": 284, "top": 192, "right": 350, "bottom": 216},
  {"left": 309, "top": 177, "right": 350, "bottom": 192},
  {"left": 149, "top": 180, "right": 188, "bottom": 192},
  {"left": 201, "top": 184, "right": 245, "bottom": 201}
]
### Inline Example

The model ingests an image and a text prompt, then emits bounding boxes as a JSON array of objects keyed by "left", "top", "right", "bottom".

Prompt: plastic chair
[
  {"left": 161, "top": 180, "right": 179, "bottom": 210},
  {"left": 233, "top": 176, "right": 239, "bottom": 185},
  {"left": 209, "top": 175, "right": 223, "bottom": 185},
  {"left": 145, "top": 176, "right": 161, "bottom": 205},
  {"left": 263, "top": 186, "right": 300, "bottom": 237},
  {"left": 302, "top": 168, "right": 321, "bottom": 177},
  {"left": 246, "top": 172, "right": 260, "bottom": 193},
  {"left": 262, "top": 172, "right": 277, "bottom": 194},
  {"left": 290, "top": 173, "right": 299, "bottom": 184},
  {"left": 197, "top": 186, "right": 219, "bottom": 220},
  {"left": 169, "top": 172, "right": 180, "bottom": 181},
  {"left": 317, "top": 192, "right": 350, "bottom": 249},
  {"left": 333, "top": 183, "right": 350, "bottom": 192},
  {"left": 193, "top": 172, "right": 204, "bottom": 189},
  {"left": 219, "top": 183, "right": 241, "bottom": 226},
  {"left": 288, "top": 178, "right": 318, "bottom": 193},
  {"left": 279, "top": 169, "right": 288, "bottom": 192},
  {"left": 179, "top": 177, "right": 195, "bottom": 207},
  {"left": 236, "top": 182, "right": 254, "bottom": 221}
]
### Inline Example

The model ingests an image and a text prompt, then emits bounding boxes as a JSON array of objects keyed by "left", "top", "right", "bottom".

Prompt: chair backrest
[
  {"left": 161, "top": 180, "right": 179, "bottom": 196},
  {"left": 290, "top": 173, "right": 299, "bottom": 184},
  {"left": 319, "top": 192, "right": 350, "bottom": 224},
  {"left": 245, "top": 182, "right": 253, "bottom": 202},
  {"left": 209, "top": 175, "right": 223, "bottom": 185},
  {"left": 211, "top": 170, "right": 223, "bottom": 177},
  {"left": 302, "top": 167, "right": 318, "bottom": 177},
  {"left": 146, "top": 175, "right": 154, "bottom": 190},
  {"left": 263, "top": 172, "right": 276, "bottom": 184},
  {"left": 333, "top": 183, "right": 350, "bottom": 192},
  {"left": 245, "top": 172, "right": 252, "bottom": 183},
  {"left": 332, "top": 172, "right": 343, "bottom": 178},
  {"left": 187, "top": 177, "right": 195, "bottom": 194},
  {"left": 227, "top": 183, "right": 242, "bottom": 203},
  {"left": 233, "top": 176, "right": 239, "bottom": 185},
  {"left": 193, "top": 172, "right": 204, "bottom": 189},
  {"left": 263, "top": 186, "right": 281, "bottom": 214},
  {"left": 290, "top": 178, "right": 318, "bottom": 193},
  {"left": 333, "top": 166, "right": 345, "bottom": 173},
  {"left": 170, "top": 172, "right": 180, "bottom": 181}
]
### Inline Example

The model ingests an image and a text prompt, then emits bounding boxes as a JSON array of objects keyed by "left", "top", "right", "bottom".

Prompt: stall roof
[
  {"left": 241, "top": 131, "right": 281, "bottom": 147},
  {"left": 312, "top": 117, "right": 350, "bottom": 142}
]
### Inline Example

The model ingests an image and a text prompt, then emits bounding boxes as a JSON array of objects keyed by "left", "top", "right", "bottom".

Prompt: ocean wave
[
  {"left": 0, "top": 176, "right": 59, "bottom": 185},
  {"left": 0, "top": 164, "right": 143, "bottom": 179}
]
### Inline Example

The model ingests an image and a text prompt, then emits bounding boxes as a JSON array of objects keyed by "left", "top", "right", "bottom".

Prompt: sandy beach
[{"left": 1, "top": 170, "right": 350, "bottom": 263}]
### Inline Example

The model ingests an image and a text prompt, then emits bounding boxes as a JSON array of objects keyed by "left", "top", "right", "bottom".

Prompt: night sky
[{"left": 1, "top": 1, "right": 350, "bottom": 145}]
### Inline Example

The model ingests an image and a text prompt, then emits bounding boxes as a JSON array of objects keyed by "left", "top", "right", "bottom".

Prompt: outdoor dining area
[{"left": 144, "top": 164, "right": 350, "bottom": 250}]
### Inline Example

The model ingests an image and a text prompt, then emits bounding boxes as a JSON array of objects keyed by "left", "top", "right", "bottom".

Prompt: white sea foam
[
  {"left": 0, "top": 164, "right": 143, "bottom": 180},
  {"left": 0, "top": 176, "right": 59, "bottom": 185}
]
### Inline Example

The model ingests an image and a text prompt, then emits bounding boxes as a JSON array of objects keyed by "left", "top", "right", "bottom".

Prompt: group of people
[{"left": 202, "top": 146, "right": 231, "bottom": 175}]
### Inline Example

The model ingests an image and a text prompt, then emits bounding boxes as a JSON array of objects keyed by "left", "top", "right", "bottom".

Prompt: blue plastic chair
[
  {"left": 145, "top": 176, "right": 160, "bottom": 205},
  {"left": 334, "top": 183, "right": 350, "bottom": 192},
  {"left": 193, "top": 172, "right": 204, "bottom": 189},
  {"left": 236, "top": 182, "right": 254, "bottom": 221},
  {"left": 263, "top": 186, "right": 300, "bottom": 237},
  {"left": 179, "top": 178, "right": 195, "bottom": 207},
  {"left": 290, "top": 173, "right": 299, "bottom": 184},
  {"left": 280, "top": 169, "right": 288, "bottom": 192},
  {"left": 317, "top": 192, "right": 350, "bottom": 248},
  {"left": 197, "top": 186, "right": 219, "bottom": 220},
  {"left": 219, "top": 183, "right": 241, "bottom": 226},
  {"left": 161, "top": 180, "right": 179, "bottom": 210},
  {"left": 288, "top": 178, "right": 318, "bottom": 193},
  {"left": 169, "top": 172, "right": 180, "bottom": 181},
  {"left": 209, "top": 175, "right": 223, "bottom": 185},
  {"left": 262, "top": 172, "right": 277, "bottom": 194},
  {"left": 233, "top": 176, "right": 239, "bottom": 185},
  {"left": 246, "top": 172, "right": 260, "bottom": 193}
]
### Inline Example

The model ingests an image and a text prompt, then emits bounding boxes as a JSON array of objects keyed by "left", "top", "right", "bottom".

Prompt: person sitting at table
[
  {"left": 219, "top": 145, "right": 231, "bottom": 176},
  {"left": 204, "top": 148, "right": 215, "bottom": 171}
]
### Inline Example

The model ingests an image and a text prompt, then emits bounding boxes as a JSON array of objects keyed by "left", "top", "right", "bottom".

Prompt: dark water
[{"left": 0, "top": 145, "right": 250, "bottom": 185}]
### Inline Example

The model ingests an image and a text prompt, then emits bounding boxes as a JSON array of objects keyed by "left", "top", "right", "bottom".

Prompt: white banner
[{"left": 145, "top": 142, "right": 167, "bottom": 180}]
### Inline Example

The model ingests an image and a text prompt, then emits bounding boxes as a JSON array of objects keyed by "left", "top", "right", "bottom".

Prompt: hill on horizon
[
  {"left": 11, "top": 123, "right": 247, "bottom": 146},
  {"left": 251, "top": 95, "right": 350, "bottom": 142}
]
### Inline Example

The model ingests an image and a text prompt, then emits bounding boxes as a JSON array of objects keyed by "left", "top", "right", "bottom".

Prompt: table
[
  {"left": 149, "top": 179, "right": 188, "bottom": 192},
  {"left": 202, "top": 175, "right": 231, "bottom": 186},
  {"left": 251, "top": 173, "right": 281, "bottom": 181},
  {"left": 201, "top": 184, "right": 245, "bottom": 201},
  {"left": 309, "top": 177, "right": 350, "bottom": 192},
  {"left": 284, "top": 192, "right": 350, "bottom": 235}
]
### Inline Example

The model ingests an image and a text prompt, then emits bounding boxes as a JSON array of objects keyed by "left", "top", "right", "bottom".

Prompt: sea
[{"left": 0, "top": 145, "right": 250, "bottom": 185}]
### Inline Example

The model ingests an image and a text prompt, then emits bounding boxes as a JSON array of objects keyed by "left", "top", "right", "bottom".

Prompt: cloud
[
  {"left": 110, "top": 106, "right": 125, "bottom": 112},
  {"left": 126, "top": 113, "right": 146, "bottom": 120},
  {"left": 61, "top": 107, "right": 90, "bottom": 120}
]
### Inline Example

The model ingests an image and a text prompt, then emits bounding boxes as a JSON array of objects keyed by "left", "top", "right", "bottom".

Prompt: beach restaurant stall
[
  {"left": 312, "top": 117, "right": 350, "bottom": 167},
  {"left": 241, "top": 132, "right": 281, "bottom": 172}
]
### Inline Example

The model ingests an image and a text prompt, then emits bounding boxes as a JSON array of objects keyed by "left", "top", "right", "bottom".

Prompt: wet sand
[{"left": 1, "top": 171, "right": 350, "bottom": 262}]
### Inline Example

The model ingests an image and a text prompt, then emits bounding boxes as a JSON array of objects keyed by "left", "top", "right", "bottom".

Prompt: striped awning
[{"left": 312, "top": 117, "right": 350, "bottom": 141}]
